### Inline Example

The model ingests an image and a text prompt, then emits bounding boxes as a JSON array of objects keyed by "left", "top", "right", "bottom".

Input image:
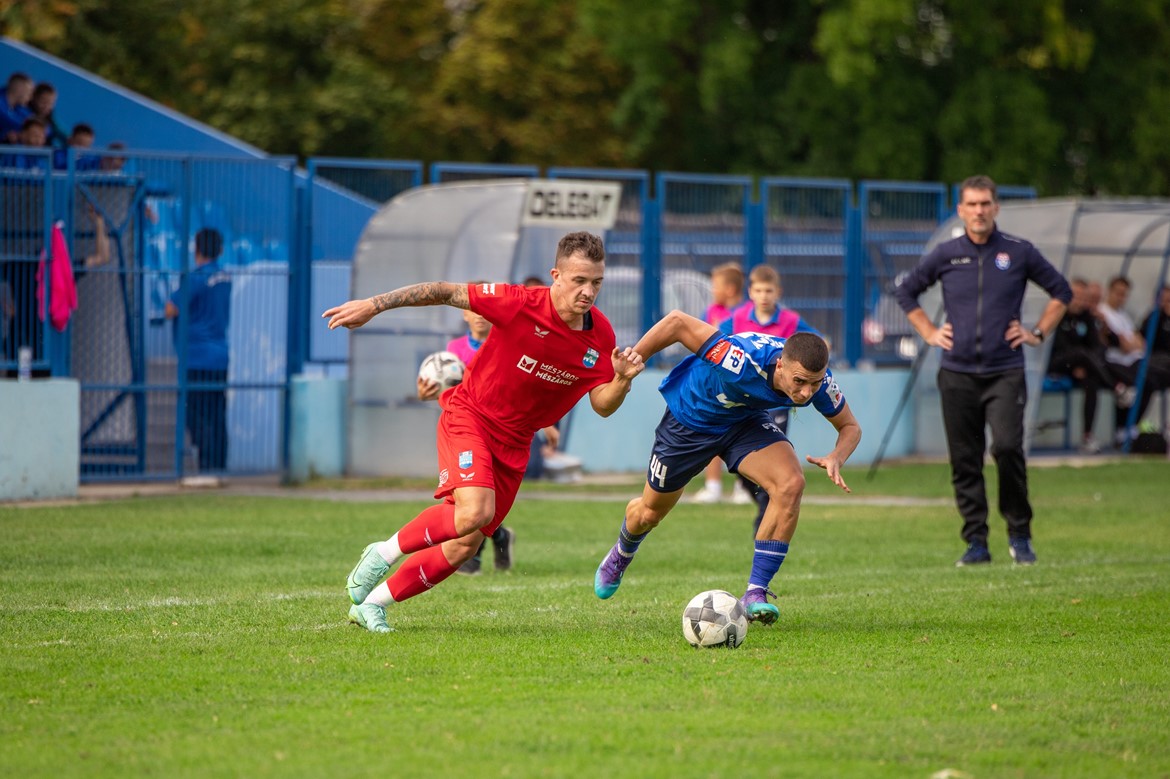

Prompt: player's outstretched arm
[
  {"left": 589, "top": 347, "right": 645, "bottom": 417},
  {"left": 322, "top": 282, "right": 470, "bottom": 330},
  {"left": 632, "top": 310, "right": 718, "bottom": 362},
  {"left": 805, "top": 402, "right": 861, "bottom": 493}
]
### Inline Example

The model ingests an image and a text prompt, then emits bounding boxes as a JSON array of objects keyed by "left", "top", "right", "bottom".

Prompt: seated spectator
[
  {"left": 1139, "top": 284, "right": 1170, "bottom": 391},
  {"left": 0, "top": 117, "right": 50, "bottom": 170},
  {"left": 53, "top": 123, "right": 100, "bottom": 170},
  {"left": 1099, "top": 276, "right": 1160, "bottom": 445},
  {"left": 0, "top": 72, "right": 33, "bottom": 143},
  {"left": 1047, "top": 277, "right": 1128, "bottom": 453},
  {"left": 29, "top": 82, "right": 65, "bottom": 148},
  {"left": 100, "top": 141, "right": 127, "bottom": 172}
]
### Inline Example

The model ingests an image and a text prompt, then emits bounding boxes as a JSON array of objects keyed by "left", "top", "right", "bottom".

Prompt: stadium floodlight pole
[{"left": 866, "top": 302, "right": 944, "bottom": 481}]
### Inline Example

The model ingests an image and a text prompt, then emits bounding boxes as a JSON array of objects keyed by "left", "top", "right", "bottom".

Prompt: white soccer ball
[
  {"left": 418, "top": 350, "right": 465, "bottom": 391},
  {"left": 682, "top": 589, "right": 748, "bottom": 649}
]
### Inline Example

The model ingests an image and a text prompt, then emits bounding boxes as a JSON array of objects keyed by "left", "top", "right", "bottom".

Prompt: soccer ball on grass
[
  {"left": 682, "top": 589, "right": 748, "bottom": 648},
  {"left": 418, "top": 350, "right": 465, "bottom": 391}
]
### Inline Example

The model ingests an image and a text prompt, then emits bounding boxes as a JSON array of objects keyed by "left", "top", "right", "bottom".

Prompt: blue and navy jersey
[{"left": 659, "top": 331, "right": 845, "bottom": 434}]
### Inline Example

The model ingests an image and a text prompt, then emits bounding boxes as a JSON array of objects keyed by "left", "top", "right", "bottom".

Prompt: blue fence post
[
  {"left": 174, "top": 155, "right": 192, "bottom": 478},
  {"left": 746, "top": 183, "right": 764, "bottom": 272},
  {"left": 844, "top": 186, "right": 863, "bottom": 367},
  {"left": 644, "top": 175, "right": 664, "bottom": 336}
]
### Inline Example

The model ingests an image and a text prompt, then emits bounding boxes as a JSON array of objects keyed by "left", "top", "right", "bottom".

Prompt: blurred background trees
[{"left": 4, "top": 0, "right": 1170, "bottom": 194}]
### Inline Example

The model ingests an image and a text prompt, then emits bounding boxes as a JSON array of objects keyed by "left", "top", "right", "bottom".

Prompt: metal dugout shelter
[
  {"left": 342, "top": 179, "right": 621, "bottom": 477},
  {"left": 907, "top": 199, "right": 1170, "bottom": 456}
]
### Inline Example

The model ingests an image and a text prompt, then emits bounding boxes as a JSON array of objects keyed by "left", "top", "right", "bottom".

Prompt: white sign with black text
[{"left": 520, "top": 179, "right": 622, "bottom": 230}]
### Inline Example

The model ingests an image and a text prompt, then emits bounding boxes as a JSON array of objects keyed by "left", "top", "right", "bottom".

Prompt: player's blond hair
[
  {"left": 710, "top": 262, "right": 744, "bottom": 294},
  {"left": 749, "top": 264, "right": 780, "bottom": 288}
]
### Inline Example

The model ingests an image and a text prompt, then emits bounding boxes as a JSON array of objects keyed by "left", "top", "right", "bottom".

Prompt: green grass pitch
[{"left": 2, "top": 461, "right": 1168, "bottom": 778}]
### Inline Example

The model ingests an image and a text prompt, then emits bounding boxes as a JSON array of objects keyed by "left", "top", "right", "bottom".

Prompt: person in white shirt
[{"left": 1098, "top": 276, "right": 1157, "bottom": 444}]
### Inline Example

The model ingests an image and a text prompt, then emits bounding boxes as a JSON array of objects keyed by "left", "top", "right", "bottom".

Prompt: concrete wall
[
  {"left": 0, "top": 379, "right": 79, "bottom": 500},
  {"left": 287, "top": 376, "right": 346, "bottom": 482}
]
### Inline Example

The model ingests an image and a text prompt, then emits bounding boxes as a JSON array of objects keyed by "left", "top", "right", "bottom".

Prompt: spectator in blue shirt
[
  {"left": 53, "top": 123, "right": 101, "bottom": 170},
  {"left": 0, "top": 72, "right": 33, "bottom": 143},
  {"left": 165, "top": 228, "right": 232, "bottom": 472},
  {"left": 29, "top": 82, "right": 65, "bottom": 148},
  {"left": 0, "top": 118, "right": 50, "bottom": 170}
]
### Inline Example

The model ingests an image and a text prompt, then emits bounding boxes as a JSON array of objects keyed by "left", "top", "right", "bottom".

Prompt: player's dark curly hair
[
  {"left": 782, "top": 332, "right": 829, "bottom": 373},
  {"left": 555, "top": 232, "right": 605, "bottom": 264}
]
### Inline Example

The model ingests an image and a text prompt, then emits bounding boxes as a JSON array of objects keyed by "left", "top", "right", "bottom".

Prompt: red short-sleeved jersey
[{"left": 439, "top": 282, "right": 616, "bottom": 447}]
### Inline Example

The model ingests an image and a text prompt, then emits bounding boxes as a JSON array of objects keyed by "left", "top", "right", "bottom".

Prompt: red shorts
[{"left": 434, "top": 407, "right": 529, "bottom": 535}]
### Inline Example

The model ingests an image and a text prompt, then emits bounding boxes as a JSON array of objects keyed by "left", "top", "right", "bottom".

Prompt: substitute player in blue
[{"left": 593, "top": 310, "right": 861, "bottom": 624}]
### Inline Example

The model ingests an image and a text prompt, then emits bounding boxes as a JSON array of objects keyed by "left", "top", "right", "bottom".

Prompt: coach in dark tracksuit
[{"left": 895, "top": 175, "right": 1071, "bottom": 567}]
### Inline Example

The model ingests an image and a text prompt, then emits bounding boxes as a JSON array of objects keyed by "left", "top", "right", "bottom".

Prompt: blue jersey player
[{"left": 593, "top": 310, "right": 862, "bottom": 624}]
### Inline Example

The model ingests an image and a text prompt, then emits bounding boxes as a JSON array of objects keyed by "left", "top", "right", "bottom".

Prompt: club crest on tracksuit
[
  {"left": 995, "top": 252, "right": 1011, "bottom": 270},
  {"left": 583, "top": 348, "right": 599, "bottom": 368}
]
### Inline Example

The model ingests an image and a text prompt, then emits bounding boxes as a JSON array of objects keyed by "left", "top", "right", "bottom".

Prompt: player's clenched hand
[
  {"left": 612, "top": 347, "right": 645, "bottom": 381},
  {"left": 322, "top": 298, "right": 378, "bottom": 330},
  {"left": 806, "top": 454, "right": 851, "bottom": 493}
]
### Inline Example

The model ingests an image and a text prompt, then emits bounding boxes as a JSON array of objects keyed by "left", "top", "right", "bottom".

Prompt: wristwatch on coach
[{"left": 1031, "top": 327, "right": 1045, "bottom": 343}]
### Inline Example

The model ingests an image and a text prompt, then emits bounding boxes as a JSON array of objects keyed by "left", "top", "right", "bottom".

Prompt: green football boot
[
  {"left": 348, "top": 603, "right": 392, "bottom": 634},
  {"left": 346, "top": 542, "right": 390, "bottom": 605}
]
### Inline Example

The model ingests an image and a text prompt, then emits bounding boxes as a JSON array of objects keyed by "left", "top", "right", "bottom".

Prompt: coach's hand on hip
[{"left": 1005, "top": 319, "right": 1043, "bottom": 350}]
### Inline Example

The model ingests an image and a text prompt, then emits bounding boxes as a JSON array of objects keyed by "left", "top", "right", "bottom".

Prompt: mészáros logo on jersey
[{"left": 518, "top": 355, "right": 537, "bottom": 373}]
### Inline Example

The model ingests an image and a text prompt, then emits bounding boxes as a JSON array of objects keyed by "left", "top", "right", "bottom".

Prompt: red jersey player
[{"left": 322, "top": 231, "right": 645, "bottom": 633}]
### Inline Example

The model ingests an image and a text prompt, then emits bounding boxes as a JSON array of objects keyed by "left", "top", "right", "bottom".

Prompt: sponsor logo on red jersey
[{"left": 480, "top": 283, "right": 497, "bottom": 295}]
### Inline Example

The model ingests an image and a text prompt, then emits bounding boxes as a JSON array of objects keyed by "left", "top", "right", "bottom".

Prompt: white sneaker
[
  {"left": 730, "top": 481, "right": 753, "bottom": 505},
  {"left": 691, "top": 485, "right": 722, "bottom": 504},
  {"left": 1078, "top": 437, "right": 1101, "bottom": 455}
]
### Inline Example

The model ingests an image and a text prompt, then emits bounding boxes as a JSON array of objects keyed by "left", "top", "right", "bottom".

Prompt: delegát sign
[{"left": 521, "top": 180, "right": 622, "bottom": 230}]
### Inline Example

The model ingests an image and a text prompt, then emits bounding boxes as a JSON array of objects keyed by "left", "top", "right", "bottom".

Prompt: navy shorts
[{"left": 645, "top": 409, "right": 791, "bottom": 493}]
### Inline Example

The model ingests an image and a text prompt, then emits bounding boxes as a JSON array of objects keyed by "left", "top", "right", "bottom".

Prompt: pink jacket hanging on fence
[{"left": 35, "top": 221, "right": 78, "bottom": 332}]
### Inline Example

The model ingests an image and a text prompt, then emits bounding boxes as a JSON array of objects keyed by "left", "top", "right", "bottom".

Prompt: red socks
[
  {"left": 396, "top": 503, "right": 458, "bottom": 554},
  {"left": 388, "top": 545, "right": 459, "bottom": 602}
]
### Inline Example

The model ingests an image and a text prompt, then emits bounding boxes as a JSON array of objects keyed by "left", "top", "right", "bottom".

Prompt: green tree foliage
[
  {"left": 417, "top": 0, "right": 628, "bottom": 167},
  {"left": 5, "top": 0, "right": 1170, "bottom": 194}
]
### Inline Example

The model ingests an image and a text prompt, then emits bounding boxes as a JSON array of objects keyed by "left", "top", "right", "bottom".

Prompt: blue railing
[{"left": 3, "top": 150, "right": 1040, "bottom": 481}]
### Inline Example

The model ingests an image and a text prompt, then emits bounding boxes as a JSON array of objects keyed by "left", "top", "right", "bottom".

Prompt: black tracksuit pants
[{"left": 938, "top": 367, "right": 1033, "bottom": 544}]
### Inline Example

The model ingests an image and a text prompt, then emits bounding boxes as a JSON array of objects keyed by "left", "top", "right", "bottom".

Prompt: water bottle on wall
[{"left": 17, "top": 346, "right": 32, "bottom": 381}]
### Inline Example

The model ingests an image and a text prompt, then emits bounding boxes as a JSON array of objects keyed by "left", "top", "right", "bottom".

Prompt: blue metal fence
[{"left": 2, "top": 149, "right": 1038, "bottom": 481}]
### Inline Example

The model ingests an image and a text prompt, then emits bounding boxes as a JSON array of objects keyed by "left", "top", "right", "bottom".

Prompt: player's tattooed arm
[
  {"left": 370, "top": 282, "right": 469, "bottom": 313},
  {"left": 323, "top": 282, "right": 469, "bottom": 330}
]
